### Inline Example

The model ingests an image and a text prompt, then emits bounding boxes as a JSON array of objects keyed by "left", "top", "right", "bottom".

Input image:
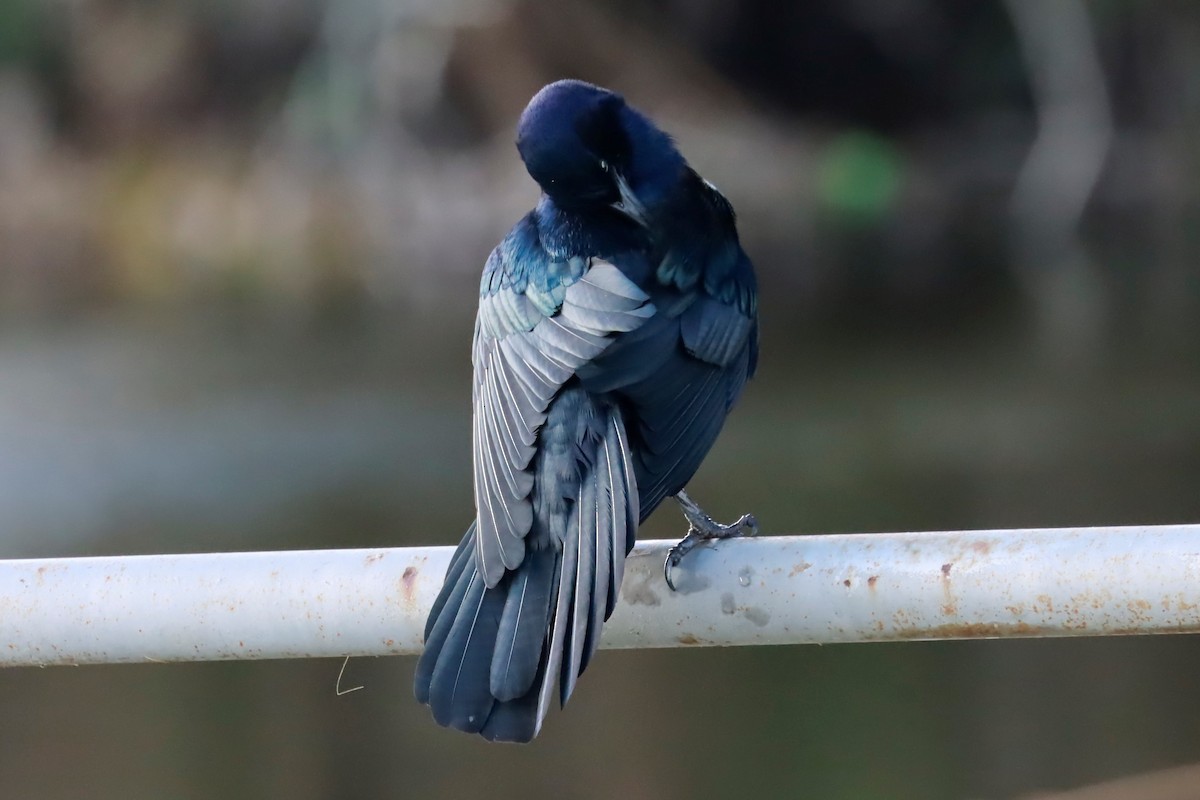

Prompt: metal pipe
[{"left": 2, "top": 525, "right": 1199, "bottom": 667}]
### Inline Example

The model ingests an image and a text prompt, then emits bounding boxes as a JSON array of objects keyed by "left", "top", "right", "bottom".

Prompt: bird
[{"left": 414, "top": 79, "right": 758, "bottom": 742}]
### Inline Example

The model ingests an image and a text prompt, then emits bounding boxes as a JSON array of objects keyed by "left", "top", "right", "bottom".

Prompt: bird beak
[{"left": 611, "top": 173, "right": 650, "bottom": 228}]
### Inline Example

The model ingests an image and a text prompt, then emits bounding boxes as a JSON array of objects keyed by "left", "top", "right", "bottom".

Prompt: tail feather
[
  {"left": 480, "top": 666, "right": 544, "bottom": 742},
  {"left": 413, "top": 541, "right": 475, "bottom": 705},
  {"left": 562, "top": 471, "right": 596, "bottom": 704},
  {"left": 426, "top": 571, "right": 506, "bottom": 732},
  {"left": 490, "top": 546, "right": 555, "bottom": 701},
  {"left": 610, "top": 413, "right": 638, "bottom": 585},
  {"left": 415, "top": 404, "right": 638, "bottom": 742},
  {"left": 536, "top": 503, "right": 577, "bottom": 726},
  {"left": 582, "top": 460, "right": 608, "bottom": 671},
  {"left": 423, "top": 524, "right": 476, "bottom": 641},
  {"left": 584, "top": 412, "right": 636, "bottom": 672}
]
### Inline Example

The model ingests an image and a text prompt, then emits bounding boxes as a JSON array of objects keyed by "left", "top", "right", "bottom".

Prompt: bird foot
[{"left": 664, "top": 491, "right": 758, "bottom": 591}]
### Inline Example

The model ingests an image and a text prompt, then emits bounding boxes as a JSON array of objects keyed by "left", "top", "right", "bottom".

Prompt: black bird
[{"left": 414, "top": 79, "right": 758, "bottom": 742}]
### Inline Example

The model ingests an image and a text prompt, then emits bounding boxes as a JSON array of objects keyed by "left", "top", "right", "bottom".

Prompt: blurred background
[{"left": 2, "top": 0, "right": 1200, "bottom": 797}]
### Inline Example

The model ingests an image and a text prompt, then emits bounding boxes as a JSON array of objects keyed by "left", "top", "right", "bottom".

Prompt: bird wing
[
  {"left": 634, "top": 274, "right": 757, "bottom": 513},
  {"left": 578, "top": 178, "right": 759, "bottom": 517},
  {"left": 634, "top": 180, "right": 759, "bottom": 511},
  {"left": 471, "top": 218, "right": 656, "bottom": 587}
]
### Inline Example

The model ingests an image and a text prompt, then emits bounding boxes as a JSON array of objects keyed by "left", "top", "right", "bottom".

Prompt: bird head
[{"left": 516, "top": 80, "right": 686, "bottom": 227}]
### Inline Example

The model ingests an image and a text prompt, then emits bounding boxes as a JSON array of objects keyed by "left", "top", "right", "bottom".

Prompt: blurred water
[
  {"left": 1, "top": 303, "right": 1199, "bottom": 798},
  {"left": 0, "top": 308, "right": 473, "bottom": 556}
]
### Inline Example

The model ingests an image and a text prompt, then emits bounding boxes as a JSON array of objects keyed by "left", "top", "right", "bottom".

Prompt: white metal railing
[{"left": 2, "top": 525, "right": 1199, "bottom": 667}]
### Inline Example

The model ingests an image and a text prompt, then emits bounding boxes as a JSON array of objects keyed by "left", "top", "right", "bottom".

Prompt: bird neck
[{"left": 534, "top": 196, "right": 650, "bottom": 260}]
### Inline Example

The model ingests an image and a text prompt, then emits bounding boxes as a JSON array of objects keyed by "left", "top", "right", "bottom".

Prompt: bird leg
[{"left": 664, "top": 489, "right": 758, "bottom": 590}]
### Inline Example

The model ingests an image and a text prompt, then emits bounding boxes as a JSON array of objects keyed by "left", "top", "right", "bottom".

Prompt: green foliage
[
  {"left": 0, "top": 0, "right": 42, "bottom": 64},
  {"left": 817, "top": 130, "right": 903, "bottom": 223}
]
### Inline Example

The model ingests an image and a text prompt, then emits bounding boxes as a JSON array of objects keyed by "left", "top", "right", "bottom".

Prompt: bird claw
[{"left": 663, "top": 511, "right": 758, "bottom": 591}]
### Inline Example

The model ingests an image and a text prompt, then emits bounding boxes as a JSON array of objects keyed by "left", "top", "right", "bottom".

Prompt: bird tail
[{"left": 414, "top": 406, "right": 637, "bottom": 742}]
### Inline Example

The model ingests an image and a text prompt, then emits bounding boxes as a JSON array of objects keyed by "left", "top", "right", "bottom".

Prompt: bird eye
[{"left": 599, "top": 159, "right": 609, "bottom": 172}]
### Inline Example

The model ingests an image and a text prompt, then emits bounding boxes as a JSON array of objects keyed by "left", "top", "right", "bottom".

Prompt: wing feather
[
  {"left": 561, "top": 465, "right": 595, "bottom": 705},
  {"left": 472, "top": 255, "right": 655, "bottom": 587},
  {"left": 680, "top": 295, "right": 755, "bottom": 368}
]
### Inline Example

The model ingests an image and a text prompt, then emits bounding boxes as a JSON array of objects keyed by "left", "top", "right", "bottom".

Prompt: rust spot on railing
[
  {"left": 400, "top": 566, "right": 419, "bottom": 610},
  {"left": 893, "top": 621, "right": 1047, "bottom": 639}
]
